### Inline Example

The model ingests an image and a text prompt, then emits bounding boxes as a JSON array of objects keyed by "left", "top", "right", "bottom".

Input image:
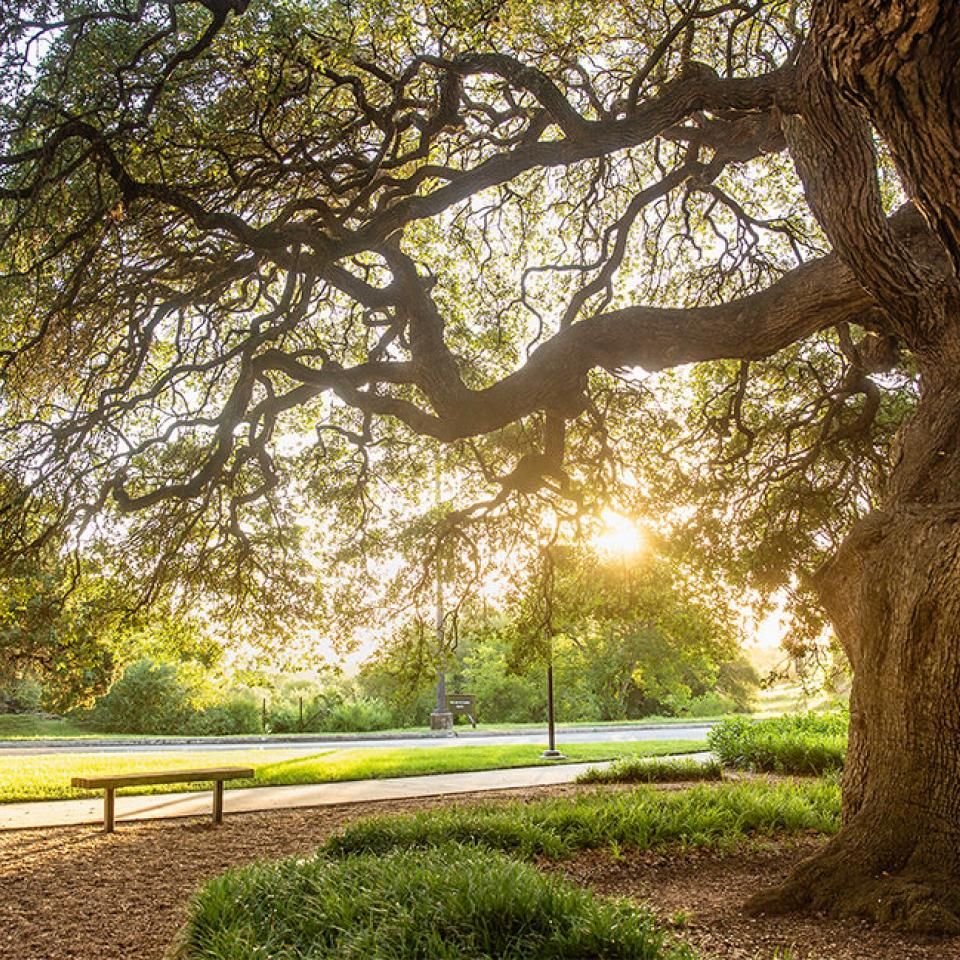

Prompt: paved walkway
[
  {"left": 0, "top": 762, "right": 605, "bottom": 831},
  {"left": 1, "top": 751, "right": 714, "bottom": 831}
]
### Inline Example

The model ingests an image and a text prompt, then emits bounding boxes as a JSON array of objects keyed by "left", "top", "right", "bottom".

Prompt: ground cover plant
[
  {"left": 175, "top": 843, "right": 694, "bottom": 960},
  {"left": 177, "top": 780, "right": 840, "bottom": 959},
  {"left": 324, "top": 780, "right": 841, "bottom": 861},
  {"left": 576, "top": 756, "right": 723, "bottom": 785},
  {"left": 0, "top": 739, "right": 705, "bottom": 803},
  {"left": 708, "top": 714, "right": 847, "bottom": 775}
]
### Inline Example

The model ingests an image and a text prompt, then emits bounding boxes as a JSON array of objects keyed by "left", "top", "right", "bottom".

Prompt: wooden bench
[{"left": 71, "top": 766, "right": 254, "bottom": 833}]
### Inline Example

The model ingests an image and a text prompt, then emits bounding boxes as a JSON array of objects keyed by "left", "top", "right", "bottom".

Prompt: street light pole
[
  {"left": 430, "top": 448, "right": 454, "bottom": 732},
  {"left": 541, "top": 638, "right": 564, "bottom": 759},
  {"left": 430, "top": 565, "right": 453, "bottom": 730}
]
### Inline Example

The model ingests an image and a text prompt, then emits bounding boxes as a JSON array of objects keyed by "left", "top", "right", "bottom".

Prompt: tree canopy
[{"left": 0, "top": 0, "right": 925, "bottom": 626}]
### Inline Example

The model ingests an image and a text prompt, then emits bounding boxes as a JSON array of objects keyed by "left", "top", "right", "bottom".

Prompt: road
[{"left": 0, "top": 723, "right": 713, "bottom": 757}]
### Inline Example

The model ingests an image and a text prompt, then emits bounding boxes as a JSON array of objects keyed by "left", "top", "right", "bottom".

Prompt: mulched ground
[{"left": 1, "top": 783, "right": 958, "bottom": 960}]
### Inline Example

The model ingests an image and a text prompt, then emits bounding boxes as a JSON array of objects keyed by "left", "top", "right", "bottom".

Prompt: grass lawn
[
  {"left": 0, "top": 711, "right": 723, "bottom": 741},
  {"left": 0, "top": 738, "right": 705, "bottom": 803},
  {"left": 0, "top": 714, "right": 115, "bottom": 739}
]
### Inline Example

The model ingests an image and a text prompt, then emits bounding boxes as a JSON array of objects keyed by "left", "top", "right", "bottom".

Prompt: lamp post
[
  {"left": 429, "top": 572, "right": 453, "bottom": 731},
  {"left": 541, "top": 654, "right": 564, "bottom": 759},
  {"left": 540, "top": 543, "right": 564, "bottom": 760},
  {"left": 429, "top": 447, "right": 454, "bottom": 732}
]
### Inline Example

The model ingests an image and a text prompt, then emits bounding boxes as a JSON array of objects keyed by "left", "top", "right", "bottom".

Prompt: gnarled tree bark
[{"left": 746, "top": 0, "right": 960, "bottom": 932}]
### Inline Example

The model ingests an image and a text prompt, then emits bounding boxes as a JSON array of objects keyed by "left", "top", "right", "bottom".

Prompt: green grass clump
[
  {"left": 176, "top": 779, "right": 841, "bottom": 959},
  {"left": 177, "top": 843, "right": 693, "bottom": 960},
  {"left": 707, "top": 713, "right": 848, "bottom": 774},
  {"left": 324, "top": 780, "right": 840, "bottom": 861},
  {"left": 576, "top": 756, "right": 723, "bottom": 785}
]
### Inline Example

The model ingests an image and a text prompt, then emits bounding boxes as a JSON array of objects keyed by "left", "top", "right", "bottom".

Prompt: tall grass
[
  {"left": 177, "top": 843, "right": 695, "bottom": 960},
  {"left": 324, "top": 780, "right": 841, "bottom": 860},
  {"left": 577, "top": 757, "right": 723, "bottom": 785},
  {"left": 707, "top": 713, "right": 848, "bottom": 774}
]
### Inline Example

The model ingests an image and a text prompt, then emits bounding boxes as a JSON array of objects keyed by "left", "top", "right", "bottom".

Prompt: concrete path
[{"left": 0, "top": 762, "right": 607, "bottom": 831}]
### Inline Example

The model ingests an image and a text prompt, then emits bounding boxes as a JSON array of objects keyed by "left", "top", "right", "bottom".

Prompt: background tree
[
  {"left": 0, "top": 555, "right": 117, "bottom": 711},
  {"left": 2, "top": 0, "right": 959, "bottom": 930},
  {"left": 361, "top": 545, "right": 752, "bottom": 724}
]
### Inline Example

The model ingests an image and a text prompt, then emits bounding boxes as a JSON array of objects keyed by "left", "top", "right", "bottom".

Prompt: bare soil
[
  {"left": 1, "top": 784, "right": 958, "bottom": 960},
  {"left": 546, "top": 835, "right": 960, "bottom": 959}
]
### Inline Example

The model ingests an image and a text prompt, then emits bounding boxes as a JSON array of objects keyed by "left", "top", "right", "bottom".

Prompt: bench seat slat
[{"left": 70, "top": 766, "right": 255, "bottom": 790}]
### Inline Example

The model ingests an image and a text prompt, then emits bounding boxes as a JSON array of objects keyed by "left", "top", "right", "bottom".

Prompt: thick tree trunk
[
  {"left": 747, "top": 383, "right": 960, "bottom": 932},
  {"left": 745, "top": 4, "right": 960, "bottom": 932}
]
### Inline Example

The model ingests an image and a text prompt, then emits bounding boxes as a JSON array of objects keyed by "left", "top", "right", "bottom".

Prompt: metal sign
[
  {"left": 446, "top": 694, "right": 476, "bottom": 713},
  {"left": 446, "top": 693, "right": 477, "bottom": 727}
]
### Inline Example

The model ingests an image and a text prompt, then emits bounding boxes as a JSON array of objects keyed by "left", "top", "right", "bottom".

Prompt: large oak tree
[{"left": 2, "top": 0, "right": 959, "bottom": 932}]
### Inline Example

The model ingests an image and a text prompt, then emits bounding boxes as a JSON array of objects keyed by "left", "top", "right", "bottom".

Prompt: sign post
[{"left": 446, "top": 693, "right": 477, "bottom": 728}]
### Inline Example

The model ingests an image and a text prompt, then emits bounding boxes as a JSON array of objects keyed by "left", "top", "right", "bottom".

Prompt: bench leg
[
  {"left": 104, "top": 787, "right": 115, "bottom": 833},
  {"left": 213, "top": 780, "right": 224, "bottom": 825}
]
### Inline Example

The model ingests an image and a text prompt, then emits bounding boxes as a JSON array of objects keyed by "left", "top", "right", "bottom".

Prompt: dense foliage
[
  {"left": 0, "top": 0, "right": 915, "bottom": 655},
  {"left": 88, "top": 659, "right": 262, "bottom": 735},
  {"left": 361, "top": 548, "right": 756, "bottom": 726},
  {"left": 708, "top": 712, "right": 847, "bottom": 774}
]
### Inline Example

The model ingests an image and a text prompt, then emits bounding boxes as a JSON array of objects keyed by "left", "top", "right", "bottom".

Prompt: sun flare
[{"left": 591, "top": 510, "right": 646, "bottom": 558}]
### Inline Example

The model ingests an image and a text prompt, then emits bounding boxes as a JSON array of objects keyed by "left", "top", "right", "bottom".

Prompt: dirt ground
[{"left": 1, "top": 784, "right": 958, "bottom": 960}]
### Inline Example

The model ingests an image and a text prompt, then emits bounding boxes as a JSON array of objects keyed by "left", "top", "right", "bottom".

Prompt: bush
[
  {"left": 708, "top": 712, "right": 848, "bottom": 774},
  {"left": 0, "top": 676, "right": 44, "bottom": 713},
  {"left": 192, "top": 692, "right": 262, "bottom": 736},
  {"left": 682, "top": 692, "right": 743, "bottom": 718},
  {"left": 176, "top": 843, "right": 693, "bottom": 960},
  {"left": 264, "top": 700, "right": 302, "bottom": 733},
  {"left": 89, "top": 659, "right": 195, "bottom": 734},
  {"left": 90, "top": 660, "right": 263, "bottom": 736},
  {"left": 321, "top": 696, "right": 394, "bottom": 732},
  {"left": 577, "top": 757, "right": 723, "bottom": 785},
  {"left": 265, "top": 691, "right": 395, "bottom": 733}
]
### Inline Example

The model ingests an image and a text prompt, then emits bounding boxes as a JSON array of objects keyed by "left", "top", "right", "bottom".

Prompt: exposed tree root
[{"left": 745, "top": 837, "right": 960, "bottom": 934}]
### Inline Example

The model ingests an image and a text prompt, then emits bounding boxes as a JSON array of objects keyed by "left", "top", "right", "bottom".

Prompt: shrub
[
  {"left": 176, "top": 843, "right": 693, "bottom": 960},
  {"left": 321, "top": 696, "right": 394, "bottom": 732},
  {"left": 89, "top": 659, "right": 196, "bottom": 734},
  {"left": 89, "top": 661, "right": 264, "bottom": 736},
  {"left": 708, "top": 712, "right": 848, "bottom": 774},
  {"left": 264, "top": 700, "right": 303, "bottom": 733},
  {"left": 0, "top": 676, "right": 44, "bottom": 713},
  {"left": 193, "top": 691, "right": 262, "bottom": 736},
  {"left": 577, "top": 757, "right": 723, "bottom": 785},
  {"left": 682, "top": 692, "right": 743, "bottom": 717}
]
